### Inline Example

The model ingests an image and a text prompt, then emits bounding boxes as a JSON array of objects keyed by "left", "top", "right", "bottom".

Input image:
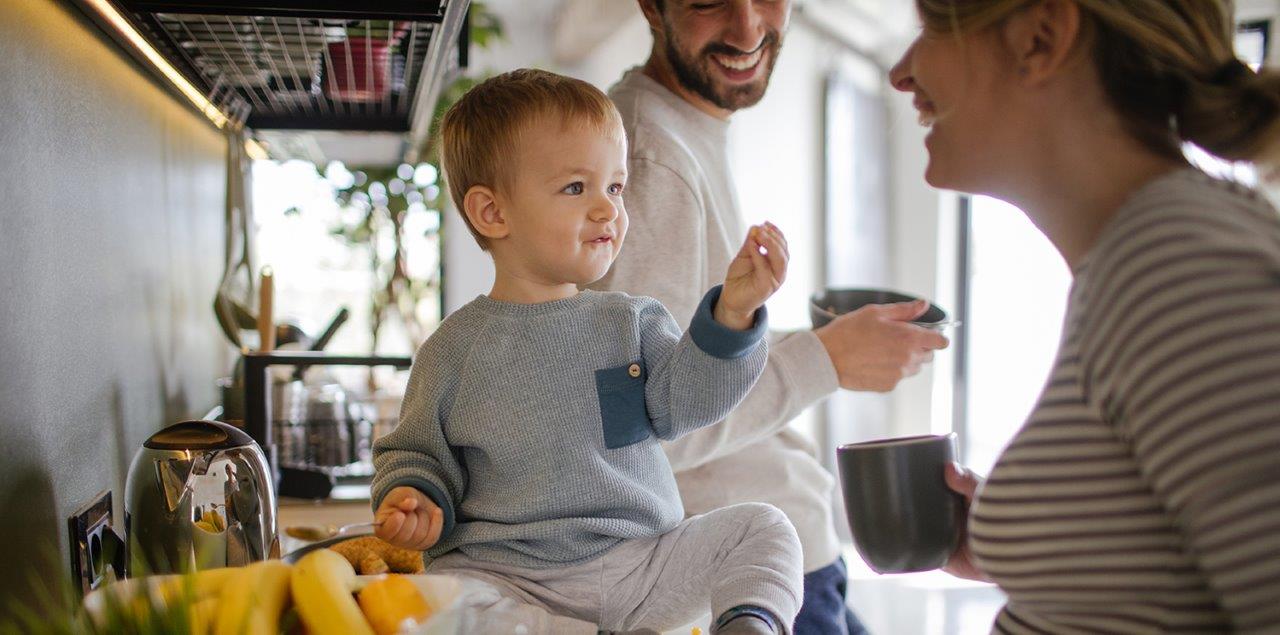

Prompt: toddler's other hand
[
  {"left": 374, "top": 486, "right": 444, "bottom": 551},
  {"left": 717, "top": 222, "right": 788, "bottom": 330}
]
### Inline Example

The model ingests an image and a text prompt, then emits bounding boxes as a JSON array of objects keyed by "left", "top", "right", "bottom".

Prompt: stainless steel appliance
[
  {"left": 125, "top": 420, "right": 279, "bottom": 575},
  {"left": 274, "top": 380, "right": 356, "bottom": 469},
  {"left": 242, "top": 351, "right": 412, "bottom": 499}
]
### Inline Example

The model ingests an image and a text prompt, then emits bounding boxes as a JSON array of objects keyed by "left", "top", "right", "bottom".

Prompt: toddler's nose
[{"left": 590, "top": 198, "right": 620, "bottom": 223}]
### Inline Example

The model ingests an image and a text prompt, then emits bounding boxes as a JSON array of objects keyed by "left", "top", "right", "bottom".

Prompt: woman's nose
[{"left": 889, "top": 40, "right": 918, "bottom": 93}]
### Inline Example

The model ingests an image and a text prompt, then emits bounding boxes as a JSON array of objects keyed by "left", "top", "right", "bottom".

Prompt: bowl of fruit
[{"left": 82, "top": 550, "right": 463, "bottom": 634}]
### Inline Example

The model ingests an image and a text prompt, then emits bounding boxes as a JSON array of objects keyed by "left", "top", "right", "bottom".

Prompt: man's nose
[{"left": 723, "top": 0, "right": 766, "bottom": 52}]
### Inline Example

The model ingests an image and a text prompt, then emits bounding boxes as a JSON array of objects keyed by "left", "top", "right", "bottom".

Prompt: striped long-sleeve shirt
[{"left": 970, "top": 168, "right": 1280, "bottom": 633}]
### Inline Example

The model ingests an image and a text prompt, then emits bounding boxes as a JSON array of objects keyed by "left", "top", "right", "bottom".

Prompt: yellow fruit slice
[
  {"left": 214, "top": 560, "right": 293, "bottom": 635},
  {"left": 291, "top": 549, "right": 374, "bottom": 635},
  {"left": 156, "top": 567, "right": 238, "bottom": 606},
  {"left": 188, "top": 596, "right": 219, "bottom": 635},
  {"left": 357, "top": 575, "right": 433, "bottom": 635},
  {"left": 198, "top": 510, "right": 226, "bottom": 532}
]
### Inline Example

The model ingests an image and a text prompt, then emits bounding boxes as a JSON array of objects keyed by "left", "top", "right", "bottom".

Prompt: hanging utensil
[
  {"left": 258, "top": 267, "right": 275, "bottom": 352},
  {"left": 292, "top": 307, "right": 350, "bottom": 381}
]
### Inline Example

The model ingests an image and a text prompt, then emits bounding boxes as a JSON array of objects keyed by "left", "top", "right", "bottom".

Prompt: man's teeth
[{"left": 713, "top": 50, "right": 762, "bottom": 71}]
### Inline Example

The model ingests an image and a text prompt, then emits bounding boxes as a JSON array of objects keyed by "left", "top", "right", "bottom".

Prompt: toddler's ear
[{"left": 463, "top": 185, "right": 510, "bottom": 241}]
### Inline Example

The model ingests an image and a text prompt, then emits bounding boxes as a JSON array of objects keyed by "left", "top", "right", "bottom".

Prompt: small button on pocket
[{"left": 595, "top": 361, "right": 651, "bottom": 449}]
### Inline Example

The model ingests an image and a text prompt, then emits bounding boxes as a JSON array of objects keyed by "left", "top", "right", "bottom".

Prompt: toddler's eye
[
  {"left": 608, "top": 183, "right": 625, "bottom": 196},
  {"left": 562, "top": 182, "right": 584, "bottom": 195}
]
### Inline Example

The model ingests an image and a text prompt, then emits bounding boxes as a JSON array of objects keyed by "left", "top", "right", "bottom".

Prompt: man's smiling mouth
[{"left": 712, "top": 47, "right": 764, "bottom": 72}]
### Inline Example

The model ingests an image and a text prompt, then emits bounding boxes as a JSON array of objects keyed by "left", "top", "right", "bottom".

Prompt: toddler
[{"left": 371, "top": 68, "right": 802, "bottom": 635}]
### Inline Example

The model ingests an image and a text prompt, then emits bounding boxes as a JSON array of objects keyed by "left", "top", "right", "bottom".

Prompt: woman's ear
[
  {"left": 1003, "top": 0, "right": 1084, "bottom": 85},
  {"left": 462, "top": 185, "right": 510, "bottom": 242}
]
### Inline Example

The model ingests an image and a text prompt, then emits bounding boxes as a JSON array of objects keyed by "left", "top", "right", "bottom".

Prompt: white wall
[
  {"left": 1237, "top": 0, "right": 1280, "bottom": 25},
  {"left": 882, "top": 32, "right": 954, "bottom": 439}
]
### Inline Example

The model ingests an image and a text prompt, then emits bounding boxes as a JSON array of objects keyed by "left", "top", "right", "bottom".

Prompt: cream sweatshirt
[{"left": 592, "top": 68, "right": 843, "bottom": 572}]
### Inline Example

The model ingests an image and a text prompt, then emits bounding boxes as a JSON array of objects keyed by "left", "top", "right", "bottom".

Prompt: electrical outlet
[{"left": 68, "top": 490, "right": 124, "bottom": 596}]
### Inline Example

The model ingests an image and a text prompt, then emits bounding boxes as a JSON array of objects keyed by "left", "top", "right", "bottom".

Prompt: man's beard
[{"left": 663, "top": 25, "right": 782, "bottom": 112}]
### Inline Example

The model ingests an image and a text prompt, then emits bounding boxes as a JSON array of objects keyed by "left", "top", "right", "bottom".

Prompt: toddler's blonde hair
[{"left": 440, "top": 68, "right": 625, "bottom": 249}]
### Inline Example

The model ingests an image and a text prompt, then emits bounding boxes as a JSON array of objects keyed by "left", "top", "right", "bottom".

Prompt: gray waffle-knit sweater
[{"left": 371, "top": 285, "right": 768, "bottom": 569}]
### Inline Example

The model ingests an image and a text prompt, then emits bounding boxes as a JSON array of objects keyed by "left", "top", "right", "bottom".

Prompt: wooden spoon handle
[{"left": 258, "top": 266, "right": 275, "bottom": 352}]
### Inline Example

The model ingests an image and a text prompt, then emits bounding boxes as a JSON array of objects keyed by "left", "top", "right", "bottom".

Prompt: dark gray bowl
[{"left": 810, "top": 288, "right": 950, "bottom": 329}]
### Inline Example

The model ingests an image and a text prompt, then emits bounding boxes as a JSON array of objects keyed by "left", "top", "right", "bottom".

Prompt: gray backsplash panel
[{"left": 0, "top": 0, "right": 230, "bottom": 615}]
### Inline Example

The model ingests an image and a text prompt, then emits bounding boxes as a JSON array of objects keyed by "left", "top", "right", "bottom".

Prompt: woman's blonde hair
[{"left": 917, "top": 0, "right": 1280, "bottom": 170}]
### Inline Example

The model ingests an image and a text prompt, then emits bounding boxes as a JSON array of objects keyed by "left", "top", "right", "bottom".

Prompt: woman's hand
[
  {"left": 943, "top": 462, "right": 991, "bottom": 582},
  {"left": 374, "top": 486, "right": 445, "bottom": 551},
  {"left": 717, "top": 222, "right": 789, "bottom": 330}
]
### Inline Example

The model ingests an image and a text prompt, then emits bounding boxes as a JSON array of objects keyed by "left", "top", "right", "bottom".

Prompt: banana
[
  {"left": 290, "top": 549, "right": 374, "bottom": 635},
  {"left": 357, "top": 575, "right": 433, "bottom": 635},
  {"left": 213, "top": 560, "right": 293, "bottom": 635},
  {"left": 156, "top": 567, "right": 239, "bottom": 606},
  {"left": 206, "top": 510, "right": 226, "bottom": 532},
  {"left": 188, "top": 596, "right": 219, "bottom": 635},
  {"left": 195, "top": 510, "right": 226, "bottom": 533}
]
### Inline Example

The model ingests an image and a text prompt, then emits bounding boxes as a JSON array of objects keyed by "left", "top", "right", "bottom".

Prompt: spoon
[{"left": 284, "top": 521, "right": 382, "bottom": 542}]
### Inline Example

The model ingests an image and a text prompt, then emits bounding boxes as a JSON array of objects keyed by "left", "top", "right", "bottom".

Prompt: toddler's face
[{"left": 496, "top": 117, "right": 629, "bottom": 287}]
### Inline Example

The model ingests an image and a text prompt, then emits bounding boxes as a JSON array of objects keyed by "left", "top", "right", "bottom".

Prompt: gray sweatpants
[{"left": 427, "top": 503, "right": 804, "bottom": 634}]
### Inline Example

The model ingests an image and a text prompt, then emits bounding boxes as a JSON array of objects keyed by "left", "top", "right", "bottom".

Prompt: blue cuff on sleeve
[
  {"left": 375, "top": 477, "right": 457, "bottom": 541},
  {"left": 688, "top": 285, "right": 768, "bottom": 359}
]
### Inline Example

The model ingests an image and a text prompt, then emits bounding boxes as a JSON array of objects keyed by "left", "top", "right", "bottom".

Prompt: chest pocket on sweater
[{"left": 595, "top": 361, "right": 651, "bottom": 449}]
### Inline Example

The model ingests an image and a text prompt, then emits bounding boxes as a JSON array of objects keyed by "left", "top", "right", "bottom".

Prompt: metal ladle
[{"left": 283, "top": 520, "right": 382, "bottom": 542}]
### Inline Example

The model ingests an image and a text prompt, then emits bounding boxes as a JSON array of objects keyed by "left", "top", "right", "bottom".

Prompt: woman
[{"left": 890, "top": 0, "right": 1280, "bottom": 632}]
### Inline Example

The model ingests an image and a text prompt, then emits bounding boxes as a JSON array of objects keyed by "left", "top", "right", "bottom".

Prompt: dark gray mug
[{"left": 837, "top": 433, "right": 963, "bottom": 574}]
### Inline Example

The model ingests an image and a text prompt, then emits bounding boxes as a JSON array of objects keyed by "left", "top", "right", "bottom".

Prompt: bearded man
[{"left": 593, "top": 1, "right": 950, "bottom": 632}]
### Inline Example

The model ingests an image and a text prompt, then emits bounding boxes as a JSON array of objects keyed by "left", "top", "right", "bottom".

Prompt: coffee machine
[{"left": 124, "top": 420, "right": 278, "bottom": 575}]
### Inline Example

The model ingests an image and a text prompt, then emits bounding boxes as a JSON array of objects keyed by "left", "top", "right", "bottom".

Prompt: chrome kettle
[{"left": 125, "top": 420, "right": 279, "bottom": 576}]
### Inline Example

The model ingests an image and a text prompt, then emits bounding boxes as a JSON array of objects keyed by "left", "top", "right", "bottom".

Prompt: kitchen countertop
[{"left": 277, "top": 495, "right": 376, "bottom": 556}]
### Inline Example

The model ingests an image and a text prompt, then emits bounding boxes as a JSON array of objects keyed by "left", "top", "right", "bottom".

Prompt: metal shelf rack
[{"left": 83, "top": 0, "right": 470, "bottom": 159}]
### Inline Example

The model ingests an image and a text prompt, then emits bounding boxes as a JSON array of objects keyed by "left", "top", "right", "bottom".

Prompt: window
[
  {"left": 954, "top": 196, "right": 1071, "bottom": 473},
  {"left": 820, "top": 55, "right": 895, "bottom": 459},
  {"left": 253, "top": 159, "right": 442, "bottom": 390}
]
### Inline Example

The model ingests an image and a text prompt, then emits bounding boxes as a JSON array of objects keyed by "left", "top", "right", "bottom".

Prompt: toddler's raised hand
[
  {"left": 374, "top": 486, "right": 445, "bottom": 551},
  {"left": 716, "top": 222, "right": 789, "bottom": 330}
]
